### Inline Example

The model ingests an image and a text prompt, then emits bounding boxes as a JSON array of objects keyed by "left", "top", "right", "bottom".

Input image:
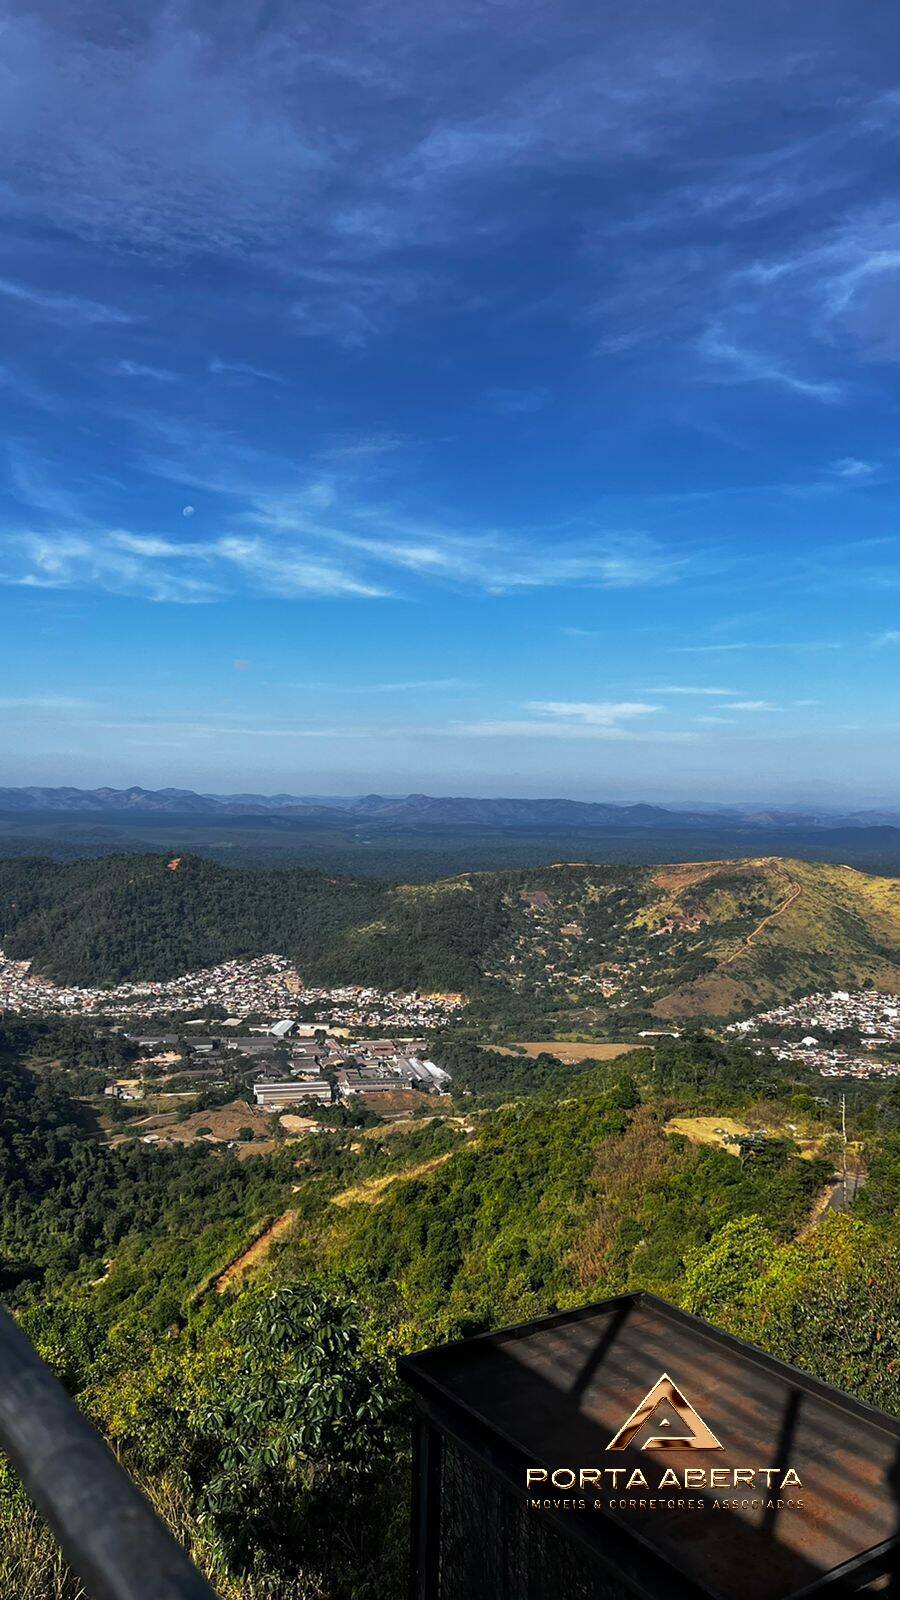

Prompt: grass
[
  {"left": 663, "top": 1114, "right": 751, "bottom": 1156},
  {"left": 0, "top": 1476, "right": 334, "bottom": 1600},
  {"left": 664, "top": 1113, "right": 832, "bottom": 1163},
  {"left": 494, "top": 1041, "right": 643, "bottom": 1061},
  {"left": 330, "top": 1153, "right": 452, "bottom": 1208}
]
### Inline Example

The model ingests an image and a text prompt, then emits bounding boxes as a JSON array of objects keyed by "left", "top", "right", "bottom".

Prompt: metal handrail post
[{"left": 0, "top": 1305, "right": 219, "bottom": 1600}]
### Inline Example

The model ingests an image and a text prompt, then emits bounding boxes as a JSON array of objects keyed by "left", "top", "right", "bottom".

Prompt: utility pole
[{"left": 841, "top": 1093, "right": 848, "bottom": 1208}]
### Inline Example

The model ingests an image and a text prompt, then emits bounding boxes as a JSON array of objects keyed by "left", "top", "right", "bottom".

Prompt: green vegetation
[
  {"left": 0, "top": 854, "right": 384, "bottom": 985},
  {"left": 1, "top": 1003, "right": 900, "bottom": 1596},
  {"left": 6, "top": 810, "right": 900, "bottom": 881},
  {"left": 5, "top": 851, "right": 900, "bottom": 1026}
]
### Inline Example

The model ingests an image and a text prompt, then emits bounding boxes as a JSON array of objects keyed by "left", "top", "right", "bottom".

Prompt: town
[
  {"left": 729, "top": 990, "right": 900, "bottom": 1079},
  {"left": 0, "top": 946, "right": 466, "bottom": 1144},
  {"left": 0, "top": 947, "right": 467, "bottom": 1031}
]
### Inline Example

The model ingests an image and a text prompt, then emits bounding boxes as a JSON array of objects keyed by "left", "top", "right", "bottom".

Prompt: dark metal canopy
[{"left": 399, "top": 1291, "right": 900, "bottom": 1600}]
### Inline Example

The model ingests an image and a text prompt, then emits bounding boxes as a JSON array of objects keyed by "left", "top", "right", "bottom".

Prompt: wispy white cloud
[
  {"left": 103, "top": 529, "right": 389, "bottom": 599},
  {"left": 0, "top": 364, "right": 66, "bottom": 414},
  {"left": 676, "top": 640, "right": 843, "bottom": 653},
  {"left": 726, "top": 700, "right": 777, "bottom": 711},
  {"left": 108, "top": 359, "right": 177, "bottom": 382},
  {"left": 214, "top": 536, "right": 388, "bottom": 599},
  {"left": 2, "top": 0, "right": 884, "bottom": 376},
  {"left": 1, "top": 428, "right": 701, "bottom": 607},
  {"left": 649, "top": 684, "right": 737, "bottom": 696},
  {"left": 91, "top": 717, "right": 380, "bottom": 741},
  {"left": 446, "top": 696, "right": 692, "bottom": 742},
  {"left": 0, "top": 276, "right": 131, "bottom": 325},
  {"left": 831, "top": 456, "right": 877, "bottom": 480},
  {"left": 526, "top": 700, "right": 660, "bottom": 725},
  {"left": 3, "top": 512, "right": 689, "bottom": 603},
  {"left": 289, "top": 265, "right": 430, "bottom": 348},
  {"left": 6, "top": 450, "right": 89, "bottom": 523},
  {"left": 363, "top": 678, "right": 473, "bottom": 692},
  {"left": 0, "top": 694, "right": 92, "bottom": 710},
  {"left": 6, "top": 533, "right": 223, "bottom": 604},
  {"left": 283, "top": 676, "right": 476, "bottom": 695},
  {"left": 748, "top": 208, "right": 900, "bottom": 362},
  {"left": 697, "top": 324, "right": 842, "bottom": 402},
  {"left": 209, "top": 357, "right": 285, "bottom": 385},
  {"left": 453, "top": 718, "right": 694, "bottom": 743}
]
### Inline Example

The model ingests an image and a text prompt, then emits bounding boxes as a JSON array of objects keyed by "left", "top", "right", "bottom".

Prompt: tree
[
  {"left": 681, "top": 1216, "right": 776, "bottom": 1319},
  {"left": 184, "top": 1284, "right": 406, "bottom": 1591}
]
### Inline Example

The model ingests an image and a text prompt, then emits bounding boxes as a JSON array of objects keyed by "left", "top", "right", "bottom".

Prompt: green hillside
[
  {"left": 2, "top": 851, "right": 900, "bottom": 1019},
  {"left": 2, "top": 1016, "right": 900, "bottom": 1600}
]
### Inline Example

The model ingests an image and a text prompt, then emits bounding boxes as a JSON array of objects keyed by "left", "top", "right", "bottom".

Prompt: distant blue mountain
[{"left": 0, "top": 784, "right": 896, "bottom": 831}]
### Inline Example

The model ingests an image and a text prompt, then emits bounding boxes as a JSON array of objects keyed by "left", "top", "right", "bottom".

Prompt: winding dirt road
[{"left": 723, "top": 881, "right": 802, "bottom": 964}]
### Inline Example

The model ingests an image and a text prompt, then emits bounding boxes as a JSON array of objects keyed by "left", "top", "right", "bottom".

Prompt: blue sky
[{"left": 2, "top": 0, "right": 900, "bottom": 802}]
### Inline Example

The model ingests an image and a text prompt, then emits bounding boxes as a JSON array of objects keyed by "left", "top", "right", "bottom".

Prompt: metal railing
[{"left": 0, "top": 1305, "right": 219, "bottom": 1600}]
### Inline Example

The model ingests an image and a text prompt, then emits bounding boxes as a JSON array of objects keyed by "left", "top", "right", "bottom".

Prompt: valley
[{"left": 3, "top": 847, "right": 900, "bottom": 1600}]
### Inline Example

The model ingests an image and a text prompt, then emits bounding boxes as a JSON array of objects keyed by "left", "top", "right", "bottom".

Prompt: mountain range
[{"left": 1, "top": 784, "right": 898, "bottom": 830}]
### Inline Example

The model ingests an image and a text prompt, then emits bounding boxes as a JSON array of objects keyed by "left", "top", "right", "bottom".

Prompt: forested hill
[
  {"left": 0, "top": 855, "right": 385, "bottom": 986},
  {"left": 2, "top": 852, "right": 900, "bottom": 1017}
]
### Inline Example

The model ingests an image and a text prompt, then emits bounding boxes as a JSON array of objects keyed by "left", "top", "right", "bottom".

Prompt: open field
[
  {"left": 664, "top": 1114, "right": 751, "bottom": 1155},
  {"left": 278, "top": 1113, "right": 327, "bottom": 1136},
  {"left": 665, "top": 1113, "right": 834, "bottom": 1163},
  {"left": 358, "top": 1088, "right": 439, "bottom": 1117},
  {"left": 358, "top": 1113, "right": 474, "bottom": 1141},
  {"left": 494, "top": 1041, "right": 644, "bottom": 1063}
]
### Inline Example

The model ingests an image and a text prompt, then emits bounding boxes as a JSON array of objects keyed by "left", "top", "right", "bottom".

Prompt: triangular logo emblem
[{"left": 606, "top": 1373, "right": 723, "bottom": 1451}]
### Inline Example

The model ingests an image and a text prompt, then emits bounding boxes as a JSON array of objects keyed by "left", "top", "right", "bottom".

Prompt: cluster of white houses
[
  {"left": 728, "top": 989, "right": 900, "bottom": 1079},
  {"left": 0, "top": 948, "right": 466, "bottom": 1033},
  {"left": 0, "top": 950, "right": 304, "bottom": 1018}
]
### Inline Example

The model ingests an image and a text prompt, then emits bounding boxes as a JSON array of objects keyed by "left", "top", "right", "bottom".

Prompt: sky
[{"left": 1, "top": 0, "right": 900, "bottom": 803}]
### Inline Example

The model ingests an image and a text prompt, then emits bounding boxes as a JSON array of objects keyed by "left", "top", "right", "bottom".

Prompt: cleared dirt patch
[
  {"left": 278, "top": 1113, "right": 324, "bottom": 1135},
  {"left": 214, "top": 1211, "right": 297, "bottom": 1293},
  {"left": 493, "top": 1041, "right": 643, "bottom": 1063},
  {"left": 330, "top": 1153, "right": 452, "bottom": 1208},
  {"left": 358, "top": 1089, "right": 440, "bottom": 1117},
  {"left": 135, "top": 1098, "right": 271, "bottom": 1147},
  {"left": 652, "top": 862, "right": 728, "bottom": 892}
]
